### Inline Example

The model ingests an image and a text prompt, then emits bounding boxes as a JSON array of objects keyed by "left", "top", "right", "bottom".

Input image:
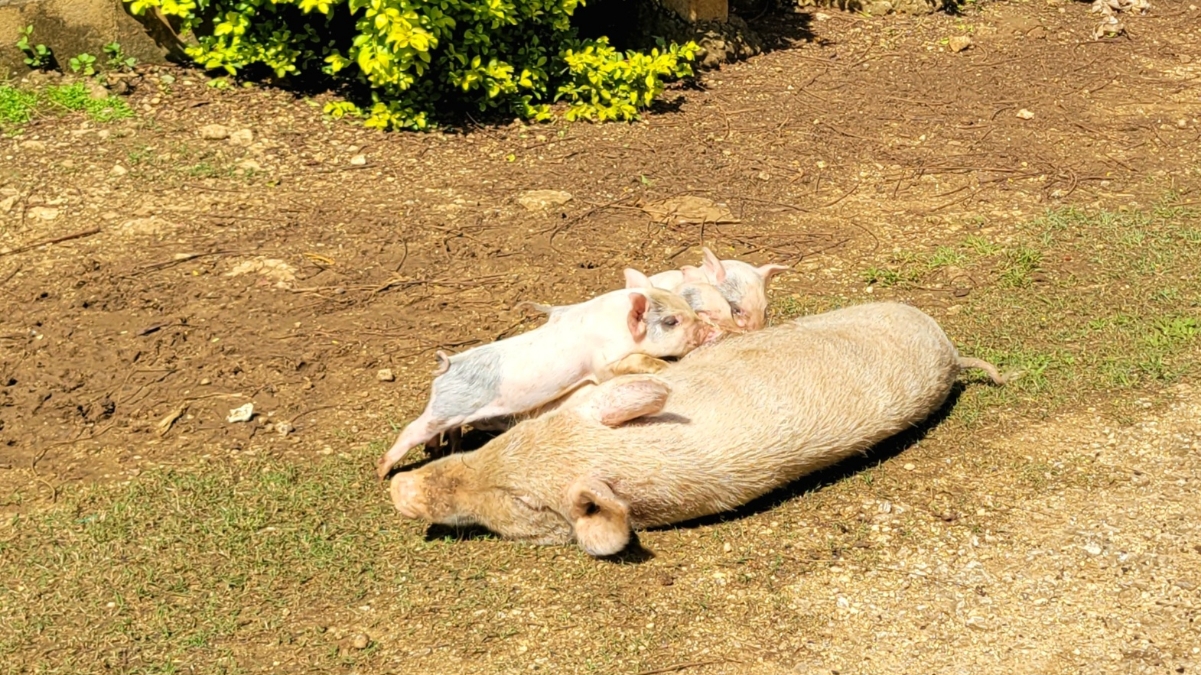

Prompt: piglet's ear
[
  {"left": 701, "top": 247, "right": 727, "bottom": 283},
  {"left": 589, "top": 374, "right": 671, "bottom": 427},
  {"left": 680, "top": 265, "right": 707, "bottom": 284},
  {"left": 627, "top": 292, "right": 648, "bottom": 341},
  {"left": 568, "top": 476, "right": 631, "bottom": 557},
  {"left": 758, "top": 263, "right": 790, "bottom": 283},
  {"left": 623, "top": 268, "right": 653, "bottom": 289}
]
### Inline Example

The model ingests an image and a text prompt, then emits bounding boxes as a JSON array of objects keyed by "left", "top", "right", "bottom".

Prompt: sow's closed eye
[{"left": 511, "top": 493, "right": 541, "bottom": 510}]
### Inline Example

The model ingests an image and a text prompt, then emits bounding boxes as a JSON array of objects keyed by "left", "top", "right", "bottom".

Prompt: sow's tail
[{"left": 957, "top": 357, "right": 1007, "bottom": 386}]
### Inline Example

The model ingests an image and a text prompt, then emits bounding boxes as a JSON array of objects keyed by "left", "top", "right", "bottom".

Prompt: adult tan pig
[{"left": 389, "top": 302, "right": 1003, "bottom": 556}]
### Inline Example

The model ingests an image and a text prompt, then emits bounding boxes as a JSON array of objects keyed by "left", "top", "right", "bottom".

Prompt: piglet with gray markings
[
  {"left": 375, "top": 287, "right": 716, "bottom": 478},
  {"left": 388, "top": 302, "right": 1004, "bottom": 555}
]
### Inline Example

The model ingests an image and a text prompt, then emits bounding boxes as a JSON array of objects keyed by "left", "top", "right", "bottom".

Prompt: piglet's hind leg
[{"left": 376, "top": 411, "right": 455, "bottom": 479}]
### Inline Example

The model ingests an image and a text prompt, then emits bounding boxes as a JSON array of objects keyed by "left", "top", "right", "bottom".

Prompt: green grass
[
  {"left": 0, "top": 82, "right": 133, "bottom": 132},
  {"left": 0, "top": 86, "right": 38, "bottom": 126},
  {"left": 923, "top": 200, "right": 1200, "bottom": 422},
  {"left": 44, "top": 82, "right": 134, "bottom": 122}
]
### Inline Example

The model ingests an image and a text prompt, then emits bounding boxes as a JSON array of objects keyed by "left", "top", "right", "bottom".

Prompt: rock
[
  {"left": 1093, "top": 15, "right": 1124, "bottom": 38},
  {"left": 276, "top": 421, "right": 294, "bottom": 436},
  {"left": 867, "top": 0, "right": 893, "bottom": 14},
  {"left": 200, "top": 378, "right": 212, "bottom": 386},
  {"left": 965, "top": 616, "right": 990, "bottom": 631},
  {"left": 85, "top": 79, "right": 109, "bottom": 100},
  {"left": 0, "top": 195, "right": 18, "bottom": 214},
  {"left": 28, "top": 206, "right": 59, "bottom": 221},
  {"left": 110, "top": 164, "right": 128, "bottom": 177},
  {"left": 949, "top": 36, "right": 973, "bottom": 52},
  {"left": 105, "top": 72, "right": 139, "bottom": 96},
  {"left": 225, "top": 257, "right": 298, "bottom": 289},
  {"left": 237, "top": 159, "right": 262, "bottom": 172},
  {"left": 903, "top": 462, "right": 916, "bottom": 471},
  {"left": 377, "top": 369, "right": 395, "bottom": 382},
  {"left": 200, "top": 124, "right": 230, "bottom": 141},
  {"left": 641, "top": 196, "right": 738, "bottom": 225},
  {"left": 118, "top": 217, "right": 174, "bottom": 237},
  {"left": 349, "top": 154, "right": 367, "bottom": 166},
  {"left": 351, "top": 634, "right": 370, "bottom": 650},
  {"left": 517, "top": 189, "right": 573, "bottom": 211},
  {"left": 1016, "top": 109, "right": 1035, "bottom": 120},
  {"left": 228, "top": 128, "right": 254, "bottom": 147},
  {"left": 226, "top": 403, "right": 255, "bottom": 423},
  {"left": 19, "top": 140, "right": 46, "bottom": 152}
]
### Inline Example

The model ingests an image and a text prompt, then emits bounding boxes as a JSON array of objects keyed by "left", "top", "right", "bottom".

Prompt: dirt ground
[{"left": 2, "top": 0, "right": 1201, "bottom": 672}]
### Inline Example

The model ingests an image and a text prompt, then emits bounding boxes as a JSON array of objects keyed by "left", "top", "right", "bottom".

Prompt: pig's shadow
[
  {"left": 650, "top": 383, "right": 968, "bottom": 534},
  {"left": 422, "top": 526, "right": 657, "bottom": 563}
]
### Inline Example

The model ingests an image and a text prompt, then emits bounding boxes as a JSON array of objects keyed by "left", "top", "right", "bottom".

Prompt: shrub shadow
[{"left": 747, "top": 8, "right": 817, "bottom": 54}]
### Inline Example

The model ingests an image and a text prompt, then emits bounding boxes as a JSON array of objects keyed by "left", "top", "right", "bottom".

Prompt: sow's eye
[
  {"left": 662, "top": 316, "right": 680, "bottom": 328},
  {"left": 512, "top": 494, "right": 539, "bottom": 510},
  {"left": 730, "top": 305, "right": 746, "bottom": 317}
]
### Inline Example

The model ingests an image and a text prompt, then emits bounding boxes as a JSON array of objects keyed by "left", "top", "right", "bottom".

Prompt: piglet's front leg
[{"left": 599, "top": 353, "right": 671, "bottom": 379}]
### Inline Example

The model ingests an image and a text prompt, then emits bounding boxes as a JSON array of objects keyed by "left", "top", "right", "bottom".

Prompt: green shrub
[
  {"left": 16, "top": 25, "right": 53, "bottom": 70},
  {"left": 124, "top": 0, "right": 696, "bottom": 129}
]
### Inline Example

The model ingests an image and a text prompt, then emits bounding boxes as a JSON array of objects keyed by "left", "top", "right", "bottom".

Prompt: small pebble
[
  {"left": 229, "top": 128, "right": 254, "bottom": 147},
  {"left": 351, "top": 634, "right": 370, "bottom": 650},
  {"left": 276, "top": 421, "right": 294, "bottom": 437},
  {"left": 226, "top": 403, "right": 255, "bottom": 423},
  {"left": 723, "top": 542, "right": 733, "bottom": 552},
  {"left": 350, "top": 154, "right": 367, "bottom": 166},
  {"left": 903, "top": 463, "right": 916, "bottom": 471},
  {"left": 377, "top": 368, "right": 395, "bottom": 382},
  {"left": 1016, "top": 109, "right": 1035, "bottom": 120},
  {"left": 110, "top": 164, "right": 128, "bottom": 177},
  {"left": 199, "top": 378, "right": 211, "bottom": 386},
  {"left": 200, "top": 124, "right": 230, "bottom": 140}
]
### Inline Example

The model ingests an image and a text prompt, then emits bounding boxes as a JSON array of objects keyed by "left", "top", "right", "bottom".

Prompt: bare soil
[{"left": 1, "top": 0, "right": 1201, "bottom": 672}]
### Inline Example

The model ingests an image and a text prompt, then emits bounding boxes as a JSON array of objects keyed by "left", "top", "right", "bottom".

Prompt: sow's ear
[
  {"left": 588, "top": 374, "right": 671, "bottom": 427},
  {"left": 567, "top": 476, "right": 631, "bottom": 557}
]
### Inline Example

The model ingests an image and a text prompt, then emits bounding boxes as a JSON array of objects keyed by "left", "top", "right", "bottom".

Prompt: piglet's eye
[
  {"left": 732, "top": 306, "right": 746, "bottom": 317},
  {"left": 662, "top": 316, "right": 680, "bottom": 328}
]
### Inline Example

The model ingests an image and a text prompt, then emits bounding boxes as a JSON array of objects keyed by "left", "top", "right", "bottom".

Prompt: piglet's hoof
[{"left": 376, "top": 456, "right": 394, "bottom": 480}]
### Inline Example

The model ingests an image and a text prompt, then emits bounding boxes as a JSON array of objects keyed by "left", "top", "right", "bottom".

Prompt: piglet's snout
[{"left": 390, "top": 472, "right": 428, "bottom": 520}]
